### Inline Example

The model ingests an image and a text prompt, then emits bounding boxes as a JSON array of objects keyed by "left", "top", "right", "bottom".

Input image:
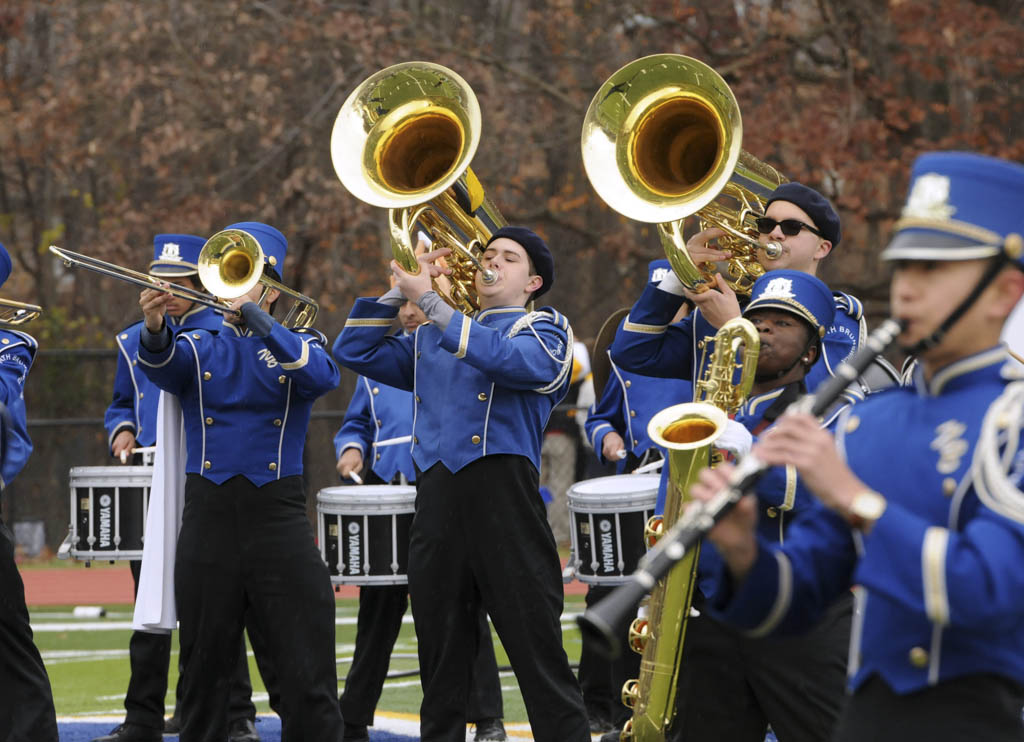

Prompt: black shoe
[
  {"left": 589, "top": 714, "right": 614, "bottom": 734},
  {"left": 474, "top": 717, "right": 507, "bottom": 742},
  {"left": 91, "top": 723, "right": 162, "bottom": 742},
  {"left": 342, "top": 723, "right": 370, "bottom": 742},
  {"left": 163, "top": 712, "right": 181, "bottom": 735},
  {"left": 599, "top": 729, "right": 623, "bottom": 742},
  {"left": 227, "top": 718, "right": 260, "bottom": 742}
]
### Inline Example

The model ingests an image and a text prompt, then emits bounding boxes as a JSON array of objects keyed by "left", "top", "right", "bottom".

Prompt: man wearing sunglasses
[{"left": 610, "top": 182, "right": 897, "bottom": 401}]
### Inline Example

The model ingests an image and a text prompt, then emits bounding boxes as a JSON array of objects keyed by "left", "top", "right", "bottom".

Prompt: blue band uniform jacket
[
  {"left": 333, "top": 375, "right": 416, "bottom": 484},
  {"left": 584, "top": 351, "right": 692, "bottom": 473},
  {"left": 610, "top": 281, "right": 869, "bottom": 403},
  {"left": 708, "top": 347, "right": 1024, "bottom": 694},
  {"left": 333, "top": 299, "right": 573, "bottom": 474},
  {"left": 137, "top": 318, "right": 340, "bottom": 486},
  {"left": 105, "top": 305, "right": 222, "bottom": 452},
  {"left": 0, "top": 328, "right": 37, "bottom": 487}
]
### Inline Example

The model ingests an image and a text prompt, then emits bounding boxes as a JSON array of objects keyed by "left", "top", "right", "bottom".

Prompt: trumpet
[
  {"left": 581, "top": 54, "right": 787, "bottom": 295},
  {"left": 49, "top": 229, "right": 318, "bottom": 329},
  {"left": 0, "top": 298, "right": 42, "bottom": 326},
  {"left": 331, "top": 61, "right": 505, "bottom": 315}
]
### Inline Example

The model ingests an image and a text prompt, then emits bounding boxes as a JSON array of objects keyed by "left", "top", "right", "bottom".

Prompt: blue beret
[
  {"left": 647, "top": 259, "right": 671, "bottom": 285},
  {"left": 743, "top": 269, "right": 835, "bottom": 338},
  {"left": 766, "top": 182, "right": 842, "bottom": 248},
  {"left": 883, "top": 152, "right": 1024, "bottom": 269},
  {"left": 485, "top": 226, "right": 554, "bottom": 299},
  {"left": 225, "top": 222, "right": 288, "bottom": 283},
  {"left": 0, "top": 243, "right": 11, "bottom": 289},
  {"left": 149, "top": 234, "right": 206, "bottom": 277}
]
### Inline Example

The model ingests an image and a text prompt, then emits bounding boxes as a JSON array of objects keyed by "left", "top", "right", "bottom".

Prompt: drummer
[
  {"left": 333, "top": 279, "right": 508, "bottom": 742},
  {"left": 97, "top": 234, "right": 260, "bottom": 742},
  {"left": 580, "top": 260, "right": 693, "bottom": 736}
]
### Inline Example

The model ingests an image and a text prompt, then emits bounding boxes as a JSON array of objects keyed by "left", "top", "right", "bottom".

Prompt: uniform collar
[
  {"left": 913, "top": 345, "right": 1009, "bottom": 397},
  {"left": 474, "top": 305, "right": 528, "bottom": 322},
  {"left": 741, "top": 381, "right": 805, "bottom": 420},
  {"left": 220, "top": 319, "right": 253, "bottom": 338}
]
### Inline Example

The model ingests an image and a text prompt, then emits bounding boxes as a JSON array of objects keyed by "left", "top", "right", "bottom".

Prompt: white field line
[{"left": 32, "top": 612, "right": 583, "bottom": 632}]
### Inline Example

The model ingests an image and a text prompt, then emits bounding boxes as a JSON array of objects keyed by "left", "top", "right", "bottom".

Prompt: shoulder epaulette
[
  {"left": 832, "top": 291, "right": 864, "bottom": 321},
  {"left": 293, "top": 327, "right": 329, "bottom": 345}
]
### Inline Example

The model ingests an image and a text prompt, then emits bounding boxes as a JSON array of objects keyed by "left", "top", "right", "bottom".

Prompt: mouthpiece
[
  {"left": 480, "top": 268, "right": 498, "bottom": 285},
  {"left": 763, "top": 242, "right": 784, "bottom": 259}
]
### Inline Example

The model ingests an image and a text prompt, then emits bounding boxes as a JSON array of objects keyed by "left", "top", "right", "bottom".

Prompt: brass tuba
[
  {"left": 581, "top": 54, "right": 787, "bottom": 295},
  {"left": 619, "top": 317, "right": 760, "bottom": 741},
  {"left": 331, "top": 61, "right": 506, "bottom": 315}
]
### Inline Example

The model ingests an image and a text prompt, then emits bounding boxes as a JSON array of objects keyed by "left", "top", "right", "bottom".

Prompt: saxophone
[{"left": 619, "top": 317, "right": 760, "bottom": 741}]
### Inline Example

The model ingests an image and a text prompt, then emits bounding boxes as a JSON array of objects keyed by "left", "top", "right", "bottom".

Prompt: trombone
[
  {"left": 49, "top": 229, "right": 318, "bottom": 329},
  {"left": 0, "top": 298, "right": 42, "bottom": 327}
]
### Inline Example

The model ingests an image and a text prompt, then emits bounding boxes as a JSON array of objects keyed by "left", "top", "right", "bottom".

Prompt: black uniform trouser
[
  {"left": 833, "top": 673, "right": 1024, "bottom": 742},
  {"left": 339, "top": 585, "right": 503, "bottom": 726},
  {"left": 408, "top": 456, "right": 589, "bottom": 742},
  {"left": 126, "top": 560, "right": 259, "bottom": 730},
  {"left": 669, "top": 590, "right": 852, "bottom": 742},
  {"left": 175, "top": 474, "right": 343, "bottom": 742},
  {"left": 0, "top": 518, "right": 58, "bottom": 742},
  {"left": 577, "top": 584, "right": 641, "bottom": 727}
]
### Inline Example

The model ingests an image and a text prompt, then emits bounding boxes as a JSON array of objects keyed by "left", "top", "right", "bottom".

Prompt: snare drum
[
  {"left": 316, "top": 485, "right": 416, "bottom": 585},
  {"left": 68, "top": 466, "right": 153, "bottom": 563},
  {"left": 567, "top": 474, "right": 659, "bottom": 584}
]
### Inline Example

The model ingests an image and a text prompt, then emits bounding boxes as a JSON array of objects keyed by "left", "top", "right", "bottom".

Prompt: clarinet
[{"left": 577, "top": 318, "right": 905, "bottom": 656}]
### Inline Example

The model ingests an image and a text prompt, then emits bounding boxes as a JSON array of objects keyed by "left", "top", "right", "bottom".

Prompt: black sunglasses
[{"left": 754, "top": 216, "right": 823, "bottom": 238}]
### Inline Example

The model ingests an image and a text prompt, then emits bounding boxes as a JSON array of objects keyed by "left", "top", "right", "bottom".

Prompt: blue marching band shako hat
[
  {"left": 149, "top": 234, "right": 206, "bottom": 278},
  {"left": 883, "top": 152, "right": 1024, "bottom": 269},
  {"left": 742, "top": 269, "right": 835, "bottom": 338},
  {"left": 225, "top": 221, "right": 288, "bottom": 283}
]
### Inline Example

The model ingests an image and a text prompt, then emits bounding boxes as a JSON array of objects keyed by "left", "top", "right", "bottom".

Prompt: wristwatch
[{"left": 846, "top": 490, "right": 887, "bottom": 532}]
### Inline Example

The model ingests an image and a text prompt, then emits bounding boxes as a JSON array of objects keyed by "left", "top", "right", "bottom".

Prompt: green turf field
[{"left": 33, "top": 595, "right": 589, "bottom": 723}]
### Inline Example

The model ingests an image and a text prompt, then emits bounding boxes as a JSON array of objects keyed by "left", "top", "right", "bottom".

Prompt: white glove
[
  {"left": 657, "top": 270, "right": 687, "bottom": 296},
  {"left": 715, "top": 419, "right": 753, "bottom": 459}
]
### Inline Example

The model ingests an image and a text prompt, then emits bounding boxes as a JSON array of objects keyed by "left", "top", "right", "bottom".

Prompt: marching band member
[
  {"left": 579, "top": 260, "right": 693, "bottom": 736},
  {"left": 334, "top": 295, "right": 507, "bottom": 742},
  {"left": 334, "top": 226, "right": 591, "bottom": 742},
  {"left": 667, "top": 270, "right": 852, "bottom": 742},
  {"left": 693, "top": 152, "right": 1024, "bottom": 741},
  {"left": 610, "top": 182, "right": 896, "bottom": 400},
  {"left": 98, "top": 234, "right": 260, "bottom": 742},
  {"left": 136, "top": 222, "right": 344, "bottom": 742},
  {"left": 0, "top": 242, "right": 58, "bottom": 742}
]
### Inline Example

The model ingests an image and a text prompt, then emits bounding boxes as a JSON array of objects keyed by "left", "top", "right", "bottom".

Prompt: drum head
[
  {"left": 568, "top": 474, "right": 659, "bottom": 510},
  {"left": 317, "top": 485, "right": 416, "bottom": 514}
]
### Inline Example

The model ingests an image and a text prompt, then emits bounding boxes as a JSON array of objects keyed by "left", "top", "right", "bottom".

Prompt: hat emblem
[
  {"left": 159, "top": 242, "right": 183, "bottom": 261},
  {"left": 902, "top": 172, "right": 956, "bottom": 221},
  {"left": 650, "top": 267, "right": 670, "bottom": 283},
  {"left": 759, "top": 276, "right": 795, "bottom": 300}
]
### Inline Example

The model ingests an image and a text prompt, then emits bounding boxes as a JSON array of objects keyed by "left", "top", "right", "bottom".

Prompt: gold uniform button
[
  {"left": 132, "top": 360, "right": 137, "bottom": 366},
  {"left": 415, "top": 395, "right": 421, "bottom": 403},
  {"left": 376, "top": 419, "right": 382, "bottom": 427},
  {"left": 192, "top": 333, "right": 200, "bottom": 339},
  {"left": 204, "top": 460, "right": 211, "bottom": 470},
  {"left": 413, "top": 436, "right": 419, "bottom": 444},
  {"left": 278, "top": 375, "right": 286, "bottom": 384},
  {"left": 273, "top": 418, "right": 282, "bottom": 427},
  {"left": 376, "top": 454, "right": 381, "bottom": 461},
  {"left": 630, "top": 410, "right": 637, "bottom": 418},
  {"left": 205, "top": 417, "right": 213, "bottom": 425},
  {"left": 268, "top": 462, "right": 277, "bottom": 471},
  {"left": 138, "top": 392, "right": 144, "bottom": 399},
  {"left": 471, "top": 435, "right": 481, "bottom": 445},
  {"left": 633, "top": 439, "right": 639, "bottom": 447},
  {"left": 120, "top": 334, "right": 128, "bottom": 340},
  {"left": 766, "top": 507, "right": 778, "bottom": 518},
  {"left": 908, "top": 647, "right": 928, "bottom": 668},
  {"left": 942, "top": 477, "right": 956, "bottom": 496},
  {"left": 478, "top": 392, "right": 487, "bottom": 401},
  {"left": 372, "top": 387, "right": 379, "bottom": 395},
  {"left": 203, "top": 371, "right": 211, "bottom": 381},
  {"left": 625, "top": 380, "right": 632, "bottom": 388},
  {"left": 846, "top": 415, "right": 860, "bottom": 433}
]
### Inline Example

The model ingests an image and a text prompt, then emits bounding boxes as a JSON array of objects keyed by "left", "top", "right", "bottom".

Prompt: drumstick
[
  {"left": 1010, "top": 348, "right": 1024, "bottom": 366},
  {"left": 615, "top": 450, "right": 627, "bottom": 460},
  {"left": 349, "top": 471, "right": 363, "bottom": 485},
  {"left": 631, "top": 459, "right": 664, "bottom": 475},
  {"left": 373, "top": 435, "right": 413, "bottom": 448}
]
